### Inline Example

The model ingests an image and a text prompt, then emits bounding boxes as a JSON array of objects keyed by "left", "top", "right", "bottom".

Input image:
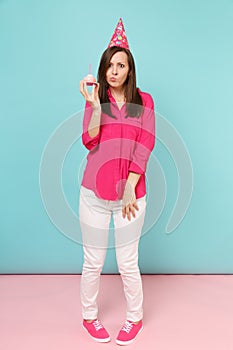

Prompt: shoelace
[
  {"left": 121, "top": 321, "right": 133, "bottom": 333},
  {"left": 93, "top": 320, "right": 103, "bottom": 331}
]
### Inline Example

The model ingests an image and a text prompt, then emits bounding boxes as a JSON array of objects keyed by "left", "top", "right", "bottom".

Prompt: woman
[{"left": 79, "top": 18, "right": 155, "bottom": 345}]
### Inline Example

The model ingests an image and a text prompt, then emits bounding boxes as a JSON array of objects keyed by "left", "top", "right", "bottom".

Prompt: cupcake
[{"left": 84, "top": 74, "right": 97, "bottom": 86}]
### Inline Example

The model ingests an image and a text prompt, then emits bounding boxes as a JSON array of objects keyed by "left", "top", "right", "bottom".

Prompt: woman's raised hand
[{"left": 80, "top": 79, "right": 100, "bottom": 110}]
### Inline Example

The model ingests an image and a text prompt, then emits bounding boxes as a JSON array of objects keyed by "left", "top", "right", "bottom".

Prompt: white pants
[{"left": 79, "top": 185, "right": 146, "bottom": 322}]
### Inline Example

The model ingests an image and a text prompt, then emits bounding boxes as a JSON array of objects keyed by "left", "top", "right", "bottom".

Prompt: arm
[
  {"left": 82, "top": 102, "right": 101, "bottom": 151},
  {"left": 128, "top": 96, "right": 156, "bottom": 174},
  {"left": 122, "top": 95, "right": 156, "bottom": 220},
  {"left": 80, "top": 80, "right": 101, "bottom": 151},
  {"left": 87, "top": 106, "right": 101, "bottom": 138},
  {"left": 127, "top": 171, "right": 141, "bottom": 188}
]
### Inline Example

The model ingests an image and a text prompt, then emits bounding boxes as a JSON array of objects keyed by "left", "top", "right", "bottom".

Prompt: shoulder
[{"left": 137, "top": 88, "right": 154, "bottom": 109}]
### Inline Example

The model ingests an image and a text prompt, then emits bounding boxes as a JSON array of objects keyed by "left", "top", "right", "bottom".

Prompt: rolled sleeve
[
  {"left": 128, "top": 95, "right": 156, "bottom": 174},
  {"left": 82, "top": 101, "right": 101, "bottom": 151}
]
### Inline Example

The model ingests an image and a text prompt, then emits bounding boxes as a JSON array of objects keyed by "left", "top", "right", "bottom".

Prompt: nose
[{"left": 111, "top": 65, "right": 118, "bottom": 75}]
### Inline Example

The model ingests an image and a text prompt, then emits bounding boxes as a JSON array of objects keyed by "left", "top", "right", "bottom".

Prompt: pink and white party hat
[{"left": 108, "top": 18, "right": 129, "bottom": 49}]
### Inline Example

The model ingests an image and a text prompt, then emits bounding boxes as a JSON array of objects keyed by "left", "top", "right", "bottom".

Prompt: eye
[
  {"left": 119, "top": 63, "right": 125, "bottom": 68},
  {"left": 108, "top": 63, "right": 113, "bottom": 68}
]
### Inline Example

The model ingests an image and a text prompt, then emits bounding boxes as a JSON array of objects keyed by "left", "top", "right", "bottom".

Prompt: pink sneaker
[
  {"left": 83, "top": 319, "right": 111, "bottom": 343},
  {"left": 116, "top": 320, "right": 143, "bottom": 345}
]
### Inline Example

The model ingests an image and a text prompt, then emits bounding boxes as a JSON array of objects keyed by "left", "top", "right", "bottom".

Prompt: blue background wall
[{"left": 1, "top": 0, "right": 233, "bottom": 273}]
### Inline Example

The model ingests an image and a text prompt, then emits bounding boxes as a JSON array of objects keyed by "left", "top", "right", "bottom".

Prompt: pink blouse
[{"left": 81, "top": 88, "right": 156, "bottom": 200}]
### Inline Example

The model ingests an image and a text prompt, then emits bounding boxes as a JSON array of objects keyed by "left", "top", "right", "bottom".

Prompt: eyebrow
[{"left": 109, "top": 61, "right": 127, "bottom": 64}]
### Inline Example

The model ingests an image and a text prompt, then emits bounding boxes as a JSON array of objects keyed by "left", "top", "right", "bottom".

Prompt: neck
[{"left": 110, "top": 87, "right": 126, "bottom": 102}]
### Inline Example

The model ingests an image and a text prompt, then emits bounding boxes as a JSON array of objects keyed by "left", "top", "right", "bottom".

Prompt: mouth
[{"left": 110, "top": 77, "right": 117, "bottom": 82}]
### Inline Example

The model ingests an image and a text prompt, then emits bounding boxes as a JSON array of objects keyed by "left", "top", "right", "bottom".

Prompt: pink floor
[{"left": 0, "top": 274, "right": 233, "bottom": 350}]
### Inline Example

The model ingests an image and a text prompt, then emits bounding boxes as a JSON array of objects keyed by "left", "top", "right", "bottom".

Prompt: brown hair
[{"left": 97, "top": 46, "right": 143, "bottom": 118}]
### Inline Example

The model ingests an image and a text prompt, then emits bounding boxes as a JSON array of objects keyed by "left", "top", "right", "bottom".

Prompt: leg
[
  {"left": 80, "top": 244, "right": 107, "bottom": 320},
  {"left": 113, "top": 196, "right": 146, "bottom": 322},
  {"left": 79, "top": 186, "right": 111, "bottom": 320}
]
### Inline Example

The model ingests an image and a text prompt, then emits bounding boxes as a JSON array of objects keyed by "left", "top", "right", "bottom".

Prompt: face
[{"left": 106, "top": 51, "right": 129, "bottom": 89}]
